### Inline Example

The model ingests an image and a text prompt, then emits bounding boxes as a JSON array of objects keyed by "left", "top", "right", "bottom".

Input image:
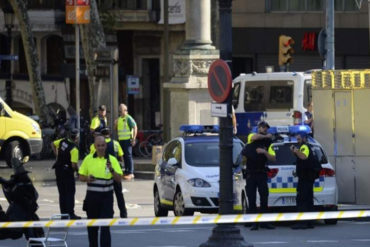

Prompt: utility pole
[
  {"left": 200, "top": 0, "right": 251, "bottom": 246},
  {"left": 325, "top": 0, "right": 335, "bottom": 69}
]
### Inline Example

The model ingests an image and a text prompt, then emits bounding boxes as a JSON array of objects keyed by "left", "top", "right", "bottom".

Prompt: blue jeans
[{"left": 119, "top": 139, "right": 134, "bottom": 175}]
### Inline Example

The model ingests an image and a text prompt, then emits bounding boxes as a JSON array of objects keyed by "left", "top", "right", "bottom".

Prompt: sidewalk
[{"left": 0, "top": 158, "right": 154, "bottom": 183}]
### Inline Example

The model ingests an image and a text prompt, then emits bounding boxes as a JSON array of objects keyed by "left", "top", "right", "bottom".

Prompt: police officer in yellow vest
[
  {"left": 79, "top": 135, "right": 123, "bottom": 247},
  {"left": 241, "top": 121, "right": 276, "bottom": 230},
  {"left": 90, "top": 105, "right": 107, "bottom": 134},
  {"left": 89, "top": 128, "right": 128, "bottom": 218},
  {"left": 114, "top": 103, "right": 137, "bottom": 180},
  {"left": 51, "top": 129, "right": 81, "bottom": 219}
]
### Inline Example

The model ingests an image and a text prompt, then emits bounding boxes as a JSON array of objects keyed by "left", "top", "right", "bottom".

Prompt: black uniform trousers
[
  {"left": 84, "top": 191, "right": 114, "bottom": 247},
  {"left": 246, "top": 172, "right": 269, "bottom": 213},
  {"left": 113, "top": 181, "right": 127, "bottom": 218},
  {"left": 296, "top": 178, "right": 314, "bottom": 212},
  {"left": 55, "top": 168, "right": 75, "bottom": 216}
]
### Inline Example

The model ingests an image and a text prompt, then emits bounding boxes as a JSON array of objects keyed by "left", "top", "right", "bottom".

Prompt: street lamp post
[
  {"left": 200, "top": 0, "right": 252, "bottom": 246},
  {"left": 3, "top": 9, "right": 15, "bottom": 107}
]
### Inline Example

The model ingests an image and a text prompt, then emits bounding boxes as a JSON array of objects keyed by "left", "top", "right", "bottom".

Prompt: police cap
[
  {"left": 98, "top": 105, "right": 106, "bottom": 111},
  {"left": 257, "top": 121, "right": 270, "bottom": 129},
  {"left": 101, "top": 128, "right": 110, "bottom": 136}
]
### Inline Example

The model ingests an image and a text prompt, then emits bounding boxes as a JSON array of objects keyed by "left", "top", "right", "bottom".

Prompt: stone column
[
  {"left": 164, "top": 0, "right": 220, "bottom": 138},
  {"left": 184, "top": 0, "right": 212, "bottom": 49}
]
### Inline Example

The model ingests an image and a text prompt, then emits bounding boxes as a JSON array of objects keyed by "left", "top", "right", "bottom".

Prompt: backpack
[{"left": 308, "top": 144, "right": 322, "bottom": 180}]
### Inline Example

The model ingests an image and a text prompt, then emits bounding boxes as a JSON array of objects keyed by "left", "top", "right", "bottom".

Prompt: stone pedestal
[
  {"left": 164, "top": 48, "right": 219, "bottom": 138},
  {"left": 164, "top": 0, "right": 219, "bottom": 138}
]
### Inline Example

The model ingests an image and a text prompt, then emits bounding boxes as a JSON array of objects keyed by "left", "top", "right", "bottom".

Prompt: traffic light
[{"left": 278, "top": 35, "right": 295, "bottom": 66}]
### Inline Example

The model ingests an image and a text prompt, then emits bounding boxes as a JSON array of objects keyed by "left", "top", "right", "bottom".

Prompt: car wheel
[
  {"left": 154, "top": 188, "right": 168, "bottom": 217},
  {"left": 173, "top": 190, "right": 194, "bottom": 216},
  {"left": 241, "top": 194, "right": 248, "bottom": 214},
  {"left": 5, "top": 140, "right": 24, "bottom": 168}
]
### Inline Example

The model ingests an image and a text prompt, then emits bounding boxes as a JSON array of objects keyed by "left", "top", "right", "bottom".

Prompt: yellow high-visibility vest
[{"left": 117, "top": 116, "right": 131, "bottom": 140}]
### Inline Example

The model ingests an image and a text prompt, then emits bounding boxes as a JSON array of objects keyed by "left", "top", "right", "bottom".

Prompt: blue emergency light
[
  {"left": 179, "top": 125, "right": 219, "bottom": 134},
  {"left": 252, "top": 125, "right": 311, "bottom": 135}
]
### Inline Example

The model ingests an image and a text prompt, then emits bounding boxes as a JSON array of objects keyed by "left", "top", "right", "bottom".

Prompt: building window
[{"left": 269, "top": 0, "right": 358, "bottom": 11}]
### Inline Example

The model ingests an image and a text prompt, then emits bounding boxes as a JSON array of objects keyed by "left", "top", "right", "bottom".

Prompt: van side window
[
  {"left": 232, "top": 82, "right": 241, "bottom": 109},
  {"left": 244, "top": 86, "right": 264, "bottom": 111},
  {"left": 268, "top": 86, "right": 293, "bottom": 108}
]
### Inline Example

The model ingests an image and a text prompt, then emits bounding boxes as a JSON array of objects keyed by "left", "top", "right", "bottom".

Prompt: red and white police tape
[{"left": 1, "top": 210, "right": 369, "bottom": 228}]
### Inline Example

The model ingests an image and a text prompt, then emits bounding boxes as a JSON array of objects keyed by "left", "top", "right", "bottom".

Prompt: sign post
[{"left": 65, "top": 0, "right": 90, "bottom": 140}]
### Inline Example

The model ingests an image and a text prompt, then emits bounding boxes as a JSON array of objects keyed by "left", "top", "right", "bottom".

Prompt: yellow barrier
[{"left": 1, "top": 210, "right": 369, "bottom": 229}]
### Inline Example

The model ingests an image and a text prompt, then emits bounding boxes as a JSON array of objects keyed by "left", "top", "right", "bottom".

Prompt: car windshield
[
  {"left": 185, "top": 141, "right": 243, "bottom": 167},
  {"left": 268, "top": 143, "right": 327, "bottom": 166}
]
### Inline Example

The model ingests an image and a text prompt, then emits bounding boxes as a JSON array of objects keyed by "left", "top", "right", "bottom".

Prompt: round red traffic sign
[{"left": 207, "top": 59, "right": 232, "bottom": 103}]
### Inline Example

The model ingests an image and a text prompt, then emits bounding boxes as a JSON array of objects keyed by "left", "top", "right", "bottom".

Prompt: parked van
[
  {"left": 0, "top": 97, "right": 42, "bottom": 167},
  {"left": 232, "top": 72, "right": 312, "bottom": 138}
]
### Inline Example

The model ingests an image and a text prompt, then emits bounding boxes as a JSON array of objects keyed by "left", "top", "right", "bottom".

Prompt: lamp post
[{"left": 3, "top": 8, "right": 15, "bottom": 107}]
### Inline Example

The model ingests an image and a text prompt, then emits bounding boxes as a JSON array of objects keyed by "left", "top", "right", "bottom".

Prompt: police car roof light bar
[
  {"left": 251, "top": 125, "right": 312, "bottom": 135},
  {"left": 179, "top": 125, "right": 220, "bottom": 134}
]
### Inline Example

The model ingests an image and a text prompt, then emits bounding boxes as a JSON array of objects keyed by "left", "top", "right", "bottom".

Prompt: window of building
[{"left": 269, "top": 0, "right": 358, "bottom": 11}]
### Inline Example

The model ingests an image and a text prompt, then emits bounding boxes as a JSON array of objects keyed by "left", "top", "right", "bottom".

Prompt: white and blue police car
[
  {"left": 256, "top": 125, "right": 338, "bottom": 224},
  {"left": 153, "top": 125, "right": 246, "bottom": 217}
]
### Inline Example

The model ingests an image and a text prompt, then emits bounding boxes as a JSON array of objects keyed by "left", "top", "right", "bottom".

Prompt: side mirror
[{"left": 167, "top": 157, "right": 178, "bottom": 166}]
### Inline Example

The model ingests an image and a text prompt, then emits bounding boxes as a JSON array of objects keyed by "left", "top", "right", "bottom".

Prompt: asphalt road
[
  {"left": 1, "top": 221, "right": 370, "bottom": 247},
  {"left": 1, "top": 160, "right": 370, "bottom": 246}
]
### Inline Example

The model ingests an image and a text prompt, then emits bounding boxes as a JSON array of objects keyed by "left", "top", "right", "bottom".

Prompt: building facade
[{"left": 232, "top": 0, "right": 369, "bottom": 76}]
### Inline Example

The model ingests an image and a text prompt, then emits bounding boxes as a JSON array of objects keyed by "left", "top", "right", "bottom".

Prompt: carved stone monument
[{"left": 164, "top": 0, "right": 219, "bottom": 138}]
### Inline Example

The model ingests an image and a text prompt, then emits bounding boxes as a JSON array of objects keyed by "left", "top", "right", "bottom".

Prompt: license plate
[{"left": 281, "top": 196, "right": 296, "bottom": 206}]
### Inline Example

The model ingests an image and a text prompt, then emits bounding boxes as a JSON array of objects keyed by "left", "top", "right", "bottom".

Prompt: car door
[
  {"left": 165, "top": 141, "right": 182, "bottom": 201},
  {"left": 159, "top": 141, "right": 179, "bottom": 202}
]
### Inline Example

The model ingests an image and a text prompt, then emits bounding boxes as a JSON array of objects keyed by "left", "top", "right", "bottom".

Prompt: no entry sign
[{"left": 207, "top": 59, "right": 232, "bottom": 103}]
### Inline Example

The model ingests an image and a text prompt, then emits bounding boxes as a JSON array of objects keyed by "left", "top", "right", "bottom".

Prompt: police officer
[
  {"left": 89, "top": 128, "right": 128, "bottom": 218},
  {"left": 90, "top": 105, "right": 107, "bottom": 134},
  {"left": 114, "top": 103, "right": 137, "bottom": 180},
  {"left": 79, "top": 135, "right": 123, "bottom": 247},
  {"left": 51, "top": 129, "right": 81, "bottom": 219},
  {"left": 241, "top": 121, "right": 276, "bottom": 230},
  {"left": 290, "top": 132, "right": 315, "bottom": 229}
]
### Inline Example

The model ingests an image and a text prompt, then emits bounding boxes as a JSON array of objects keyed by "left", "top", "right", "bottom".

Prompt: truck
[
  {"left": 0, "top": 97, "right": 43, "bottom": 167},
  {"left": 232, "top": 71, "right": 312, "bottom": 139}
]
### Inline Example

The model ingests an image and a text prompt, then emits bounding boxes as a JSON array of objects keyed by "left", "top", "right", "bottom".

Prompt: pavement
[{"left": 0, "top": 158, "right": 155, "bottom": 183}]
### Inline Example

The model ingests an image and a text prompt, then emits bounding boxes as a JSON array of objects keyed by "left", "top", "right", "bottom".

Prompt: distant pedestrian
[
  {"left": 304, "top": 101, "right": 314, "bottom": 136},
  {"left": 290, "top": 132, "right": 315, "bottom": 229},
  {"left": 79, "top": 135, "right": 123, "bottom": 247},
  {"left": 89, "top": 128, "right": 128, "bottom": 218},
  {"left": 114, "top": 103, "right": 137, "bottom": 180},
  {"left": 90, "top": 105, "right": 107, "bottom": 134},
  {"left": 241, "top": 121, "right": 276, "bottom": 230},
  {"left": 51, "top": 129, "right": 81, "bottom": 219}
]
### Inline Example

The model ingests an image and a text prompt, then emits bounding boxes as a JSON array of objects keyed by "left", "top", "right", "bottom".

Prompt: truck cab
[
  {"left": 0, "top": 97, "right": 42, "bottom": 167},
  {"left": 233, "top": 71, "right": 312, "bottom": 139}
]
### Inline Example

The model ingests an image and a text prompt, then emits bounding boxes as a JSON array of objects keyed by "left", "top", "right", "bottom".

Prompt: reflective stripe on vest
[
  {"left": 117, "top": 117, "right": 131, "bottom": 140},
  {"left": 87, "top": 178, "right": 114, "bottom": 192}
]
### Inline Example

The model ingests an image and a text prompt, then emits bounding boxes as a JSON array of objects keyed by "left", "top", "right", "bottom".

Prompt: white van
[{"left": 232, "top": 72, "right": 312, "bottom": 137}]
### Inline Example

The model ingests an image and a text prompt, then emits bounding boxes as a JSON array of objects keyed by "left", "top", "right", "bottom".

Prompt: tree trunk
[
  {"left": 8, "top": 0, "right": 53, "bottom": 126},
  {"left": 79, "top": 0, "right": 107, "bottom": 118}
]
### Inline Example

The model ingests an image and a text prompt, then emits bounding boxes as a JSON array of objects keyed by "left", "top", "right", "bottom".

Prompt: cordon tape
[{"left": 1, "top": 210, "right": 369, "bottom": 229}]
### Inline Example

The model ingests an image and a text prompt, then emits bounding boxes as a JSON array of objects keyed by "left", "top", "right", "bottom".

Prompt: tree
[
  {"left": 2, "top": 0, "right": 54, "bottom": 126},
  {"left": 79, "top": 0, "right": 107, "bottom": 118}
]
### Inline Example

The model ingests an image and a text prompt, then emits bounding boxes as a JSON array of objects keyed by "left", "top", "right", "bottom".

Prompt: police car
[
  {"left": 256, "top": 125, "right": 338, "bottom": 224},
  {"left": 153, "top": 125, "right": 246, "bottom": 216}
]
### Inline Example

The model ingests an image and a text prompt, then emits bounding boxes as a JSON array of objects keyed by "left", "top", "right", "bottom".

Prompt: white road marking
[
  {"left": 307, "top": 240, "right": 339, "bottom": 243},
  {"left": 126, "top": 203, "right": 141, "bottom": 209},
  {"left": 254, "top": 241, "right": 288, "bottom": 244},
  {"left": 41, "top": 198, "right": 54, "bottom": 203},
  {"left": 122, "top": 188, "right": 129, "bottom": 193},
  {"left": 353, "top": 239, "right": 370, "bottom": 242}
]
